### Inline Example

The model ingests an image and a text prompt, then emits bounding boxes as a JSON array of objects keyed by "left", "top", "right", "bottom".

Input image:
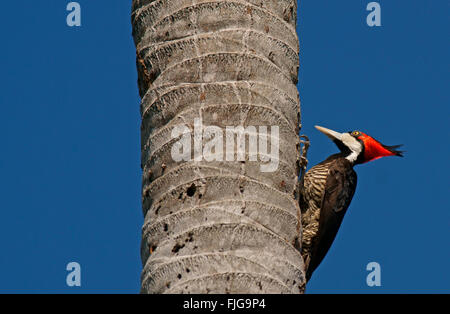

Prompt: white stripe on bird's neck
[{"left": 341, "top": 133, "right": 362, "bottom": 163}]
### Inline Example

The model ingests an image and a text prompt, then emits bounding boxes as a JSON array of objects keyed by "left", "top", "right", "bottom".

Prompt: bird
[{"left": 299, "top": 125, "right": 403, "bottom": 281}]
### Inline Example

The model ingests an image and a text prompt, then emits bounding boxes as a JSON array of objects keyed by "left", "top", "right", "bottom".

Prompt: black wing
[{"left": 306, "top": 161, "right": 357, "bottom": 281}]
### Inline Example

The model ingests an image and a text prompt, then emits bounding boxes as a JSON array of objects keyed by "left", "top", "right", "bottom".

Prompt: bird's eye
[{"left": 352, "top": 131, "right": 360, "bottom": 136}]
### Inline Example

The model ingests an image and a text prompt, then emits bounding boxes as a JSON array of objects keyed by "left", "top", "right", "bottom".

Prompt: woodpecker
[{"left": 300, "top": 125, "right": 403, "bottom": 281}]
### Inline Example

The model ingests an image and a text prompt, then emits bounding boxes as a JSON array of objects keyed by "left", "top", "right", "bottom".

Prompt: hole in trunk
[
  {"left": 186, "top": 184, "right": 196, "bottom": 197},
  {"left": 172, "top": 243, "right": 185, "bottom": 253}
]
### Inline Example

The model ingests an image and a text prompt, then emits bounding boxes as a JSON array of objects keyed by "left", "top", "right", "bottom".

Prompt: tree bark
[{"left": 132, "top": 0, "right": 304, "bottom": 293}]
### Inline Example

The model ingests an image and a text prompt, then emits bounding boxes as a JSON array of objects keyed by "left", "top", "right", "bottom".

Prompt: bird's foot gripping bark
[{"left": 299, "top": 135, "right": 310, "bottom": 183}]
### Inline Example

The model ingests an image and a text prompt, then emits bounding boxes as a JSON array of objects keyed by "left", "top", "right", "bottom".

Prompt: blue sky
[{"left": 0, "top": 1, "right": 448, "bottom": 293}]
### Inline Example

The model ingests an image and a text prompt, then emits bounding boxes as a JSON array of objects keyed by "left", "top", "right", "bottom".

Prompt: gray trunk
[{"left": 132, "top": 0, "right": 305, "bottom": 293}]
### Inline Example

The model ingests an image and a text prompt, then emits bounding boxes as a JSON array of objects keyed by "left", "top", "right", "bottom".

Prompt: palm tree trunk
[{"left": 132, "top": 0, "right": 304, "bottom": 293}]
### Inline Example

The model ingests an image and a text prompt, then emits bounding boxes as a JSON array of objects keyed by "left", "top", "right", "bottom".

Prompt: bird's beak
[{"left": 315, "top": 125, "right": 343, "bottom": 142}]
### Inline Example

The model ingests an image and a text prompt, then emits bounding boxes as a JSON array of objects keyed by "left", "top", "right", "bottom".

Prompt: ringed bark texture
[{"left": 132, "top": 0, "right": 304, "bottom": 293}]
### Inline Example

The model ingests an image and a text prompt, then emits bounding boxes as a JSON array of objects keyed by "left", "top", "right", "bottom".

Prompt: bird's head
[{"left": 315, "top": 125, "right": 404, "bottom": 165}]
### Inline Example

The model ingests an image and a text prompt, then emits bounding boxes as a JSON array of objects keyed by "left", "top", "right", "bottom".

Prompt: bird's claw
[
  {"left": 298, "top": 134, "right": 310, "bottom": 185},
  {"left": 299, "top": 135, "right": 310, "bottom": 170}
]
